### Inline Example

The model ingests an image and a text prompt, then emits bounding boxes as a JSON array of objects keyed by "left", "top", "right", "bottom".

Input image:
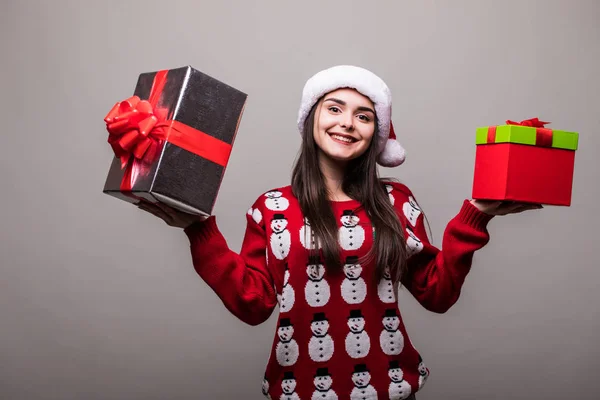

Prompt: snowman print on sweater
[
  {"left": 309, "top": 312, "right": 335, "bottom": 362},
  {"left": 350, "top": 364, "right": 377, "bottom": 400},
  {"left": 262, "top": 375, "right": 272, "bottom": 399},
  {"left": 276, "top": 318, "right": 299, "bottom": 367},
  {"left": 300, "top": 217, "right": 321, "bottom": 250},
  {"left": 341, "top": 256, "right": 367, "bottom": 304},
  {"left": 312, "top": 368, "right": 338, "bottom": 400},
  {"left": 264, "top": 190, "right": 289, "bottom": 212},
  {"left": 377, "top": 266, "right": 395, "bottom": 304},
  {"left": 402, "top": 196, "right": 421, "bottom": 227},
  {"left": 385, "top": 184, "right": 395, "bottom": 205},
  {"left": 380, "top": 309, "right": 404, "bottom": 356},
  {"left": 418, "top": 355, "right": 430, "bottom": 390},
  {"left": 280, "top": 371, "right": 300, "bottom": 400},
  {"left": 388, "top": 360, "right": 412, "bottom": 400},
  {"left": 338, "top": 210, "right": 365, "bottom": 251},
  {"left": 345, "top": 310, "right": 371, "bottom": 359},
  {"left": 278, "top": 265, "right": 295, "bottom": 313},
  {"left": 305, "top": 256, "right": 331, "bottom": 307},
  {"left": 247, "top": 207, "right": 264, "bottom": 225},
  {"left": 405, "top": 227, "right": 424, "bottom": 258},
  {"left": 270, "top": 214, "right": 291, "bottom": 260}
]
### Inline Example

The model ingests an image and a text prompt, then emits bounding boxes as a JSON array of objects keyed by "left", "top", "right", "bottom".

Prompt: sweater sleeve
[
  {"left": 183, "top": 203, "right": 277, "bottom": 326},
  {"left": 398, "top": 191, "right": 494, "bottom": 314}
]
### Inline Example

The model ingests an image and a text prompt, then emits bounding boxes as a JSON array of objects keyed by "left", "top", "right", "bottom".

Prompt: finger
[
  {"left": 498, "top": 201, "right": 528, "bottom": 212},
  {"left": 508, "top": 204, "right": 543, "bottom": 214},
  {"left": 138, "top": 203, "right": 172, "bottom": 222},
  {"left": 137, "top": 202, "right": 161, "bottom": 214},
  {"left": 477, "top": 200, "right": 503, "bottom": 208},
  {"left": 153, "top": 201, "right": 180, "bottom": 217},
  {"left": 516, "top": 204, "right": 543, "bottom": 213},
  {"left": 137, "top": 203, "right": 160, "bottom": 216}
]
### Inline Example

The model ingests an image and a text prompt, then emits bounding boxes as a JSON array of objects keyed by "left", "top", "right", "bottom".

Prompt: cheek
[
  {"left": 313, "top": 112, "right": 332, "bottom": 141},
  {"left": 316, "top": 110, "right": 337, "bottom": 131},
  {"left": 361, "top": 124, "right": 376, "bottom": 141}
]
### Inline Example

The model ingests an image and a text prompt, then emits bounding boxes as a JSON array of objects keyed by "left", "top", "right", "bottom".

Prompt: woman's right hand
[{"left": 137, "top": 199, "right": 209, "bottom": 229}]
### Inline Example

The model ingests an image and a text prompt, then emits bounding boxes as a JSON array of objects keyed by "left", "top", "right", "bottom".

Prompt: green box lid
[{"left": 476, "top": 125, "right": 578, "bottom": 150}]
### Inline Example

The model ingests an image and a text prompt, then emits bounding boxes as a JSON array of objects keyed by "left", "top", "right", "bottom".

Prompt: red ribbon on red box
[
  {"left": 487, "top": 118, "right": 554, "bottom": 148},
  {"left": 104, "top": 70, "right": 233, "bottom": 196}
]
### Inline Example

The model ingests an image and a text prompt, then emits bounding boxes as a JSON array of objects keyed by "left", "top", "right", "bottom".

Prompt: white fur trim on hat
[
  {"left": 377, "top": 122, "right": 406, "bottom": 167},
  {"left": 297, "top": 65, "right": 406, "bottom": 167}
]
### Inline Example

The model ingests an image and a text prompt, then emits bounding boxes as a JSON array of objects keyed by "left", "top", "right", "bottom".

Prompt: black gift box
[{"left": 103, "top": 65, "right": 247, "bottom": 216}]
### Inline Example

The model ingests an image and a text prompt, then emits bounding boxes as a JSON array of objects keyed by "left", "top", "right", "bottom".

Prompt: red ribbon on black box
[{"left": 104, "top": 70, "right": 232, "bottom": 198}]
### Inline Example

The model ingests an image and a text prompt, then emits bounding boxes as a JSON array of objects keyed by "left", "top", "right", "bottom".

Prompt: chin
[
  {"left": 325, "top": 152, "right": 359, "bottom": 163},
  {"left": 323, "top": 145, "right": 366, "bottom": 162}
]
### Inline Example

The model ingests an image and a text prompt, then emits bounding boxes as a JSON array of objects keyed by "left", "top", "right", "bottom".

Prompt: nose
[{"left": 339, "top": 113, "right": 354, "bottom": 131}]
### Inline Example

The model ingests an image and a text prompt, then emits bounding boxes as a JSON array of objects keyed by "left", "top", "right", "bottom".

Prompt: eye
[
  {"left": 357, "top": 114, "right": 371, "bottom": 122},
  {"left": 328, "top": 106, "right": 341, "bottom": 113}
]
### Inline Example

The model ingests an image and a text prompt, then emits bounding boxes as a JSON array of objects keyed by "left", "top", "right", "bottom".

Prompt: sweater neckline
[{"left": 328, "top": 198, "right": 362, "bottom": 207}]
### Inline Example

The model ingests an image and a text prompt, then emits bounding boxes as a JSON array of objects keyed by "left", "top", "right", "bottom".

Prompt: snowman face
[
  {"left": 281, "top": 378, "right": 296, "bottom": 394},
  {"left": 408, "top": 196, "right": 420, "bottom": 210},
  {"left": 266, "top": 191, "right": 282, "bottom": 199},
  {"left": 418, "top": 361, "right": 428, "bottom": 376},
  {"left": 314, "top": 375, "right": 333, "bottom": 391},
  {"left": 341, "top": 214, "right": 359, "bottom": 227},
  {"left": 307, "top": 264, "right": 325, "bottom": 280},
  {"left": 278, "top": 325, "right": 294, "bottom": 341},
  {"left": 262, "top": 378, "right": 269, "bottom": 395},
  {"left": 407, "top": 229, "right": 421, "bottom": 243},
  {"left": 347, "top": 317, "right": 365, "bottom": 333},
  {"left": 311, "top": 320, "right": 330, "bottom": 336},
  {"left": 283, "top": 269, "right": 290, "bottom": 284},
  {"left": 383, "top": 315, "right": 400, "bottom": 331},
  {"left": 383, "top": 267, "right": 391, "bottom": 280},
  {"left": 344, "top": 263, "right": 363, "bottom": 278},
  {"left": 388, "top": 367, "right": 403, "bottom": 382},
  {"left": 271, "top": 218, "right": 288, "bottom": 233},
  {"left": 352, "top": 371, "right": 371, "bottom": 387}
]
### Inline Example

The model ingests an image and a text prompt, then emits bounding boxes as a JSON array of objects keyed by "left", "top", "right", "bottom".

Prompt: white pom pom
[{"left": 377, "top": 139, "right": 406, "bottom": 167}]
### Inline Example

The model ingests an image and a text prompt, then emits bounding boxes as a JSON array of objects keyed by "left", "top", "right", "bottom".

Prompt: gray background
[{"left": 1, "top": 0, "right": 599, "bottom": 399}]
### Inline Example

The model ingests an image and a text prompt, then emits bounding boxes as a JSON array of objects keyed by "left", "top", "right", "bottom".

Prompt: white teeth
[{"left": 331, "top": 134, "right": 353, "bottom": 143}]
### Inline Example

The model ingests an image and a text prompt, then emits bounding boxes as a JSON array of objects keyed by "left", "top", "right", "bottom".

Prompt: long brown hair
[{"left": 291, "top": 101, "right": 408, "bottom": 284}]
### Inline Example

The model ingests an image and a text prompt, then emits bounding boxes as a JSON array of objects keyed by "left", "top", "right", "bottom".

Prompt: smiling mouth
[{"left": 328, "top": 132, "right": 357, "bottom": 144}]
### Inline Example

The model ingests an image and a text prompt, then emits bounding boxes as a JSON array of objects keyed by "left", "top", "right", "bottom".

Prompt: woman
[{"left": 139, "top": 65, "right": 541, "bottom": 400}]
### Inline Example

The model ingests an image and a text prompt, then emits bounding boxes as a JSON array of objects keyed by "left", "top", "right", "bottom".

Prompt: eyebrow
[{"left": 324, "top": 98, "right": 375, "bottom": 114}]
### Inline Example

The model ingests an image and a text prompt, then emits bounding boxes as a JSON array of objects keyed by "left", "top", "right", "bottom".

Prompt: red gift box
[{"left": 472, "top": 118, "right": 579, "bottom": 206}]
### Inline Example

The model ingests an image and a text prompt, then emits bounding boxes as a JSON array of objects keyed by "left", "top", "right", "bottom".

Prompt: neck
[{"left": 319, "top": 153, "right": 350, "bottom": 201}]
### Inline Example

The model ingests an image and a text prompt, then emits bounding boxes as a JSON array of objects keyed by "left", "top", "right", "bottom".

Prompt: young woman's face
[{"left": 313, "top": 88, "right": 376, "bottom": 163}]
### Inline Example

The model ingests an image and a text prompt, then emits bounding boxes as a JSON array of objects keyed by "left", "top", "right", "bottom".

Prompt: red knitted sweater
[{"left": 184, "top": 181, "right": 493, "bottom": 400}]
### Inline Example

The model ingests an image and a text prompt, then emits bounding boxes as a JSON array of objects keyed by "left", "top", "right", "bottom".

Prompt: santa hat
[{"left": 297, "top": 65, "right": 406, "bottom": 167}]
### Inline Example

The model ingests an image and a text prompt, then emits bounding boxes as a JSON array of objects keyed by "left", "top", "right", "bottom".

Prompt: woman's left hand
[{"left": 470, "top": 200, "right": 543, "bottom": 216}]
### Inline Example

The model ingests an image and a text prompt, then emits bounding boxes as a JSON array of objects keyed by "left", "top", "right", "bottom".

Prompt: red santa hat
[{"left": 297, "top": 65, "right": 406, "bottom": 167}]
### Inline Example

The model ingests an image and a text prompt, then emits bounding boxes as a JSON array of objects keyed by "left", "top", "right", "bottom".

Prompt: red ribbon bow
[
  {"left": 103, "top": 69, "right": 233, "bottom": 198},
  {"left": 104, "top": 95, "right": 167, "bottom": 169},
  {"left": 487, "top": 117, "right": 554, "bottom": 148},
  {"left": 506, "top": 118, "right": 550, "bottom": 128}
]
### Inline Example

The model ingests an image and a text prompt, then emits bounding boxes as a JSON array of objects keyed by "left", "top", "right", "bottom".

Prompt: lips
[{"left": 328, "top": 132, "right": 357, "bottom": 145}]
